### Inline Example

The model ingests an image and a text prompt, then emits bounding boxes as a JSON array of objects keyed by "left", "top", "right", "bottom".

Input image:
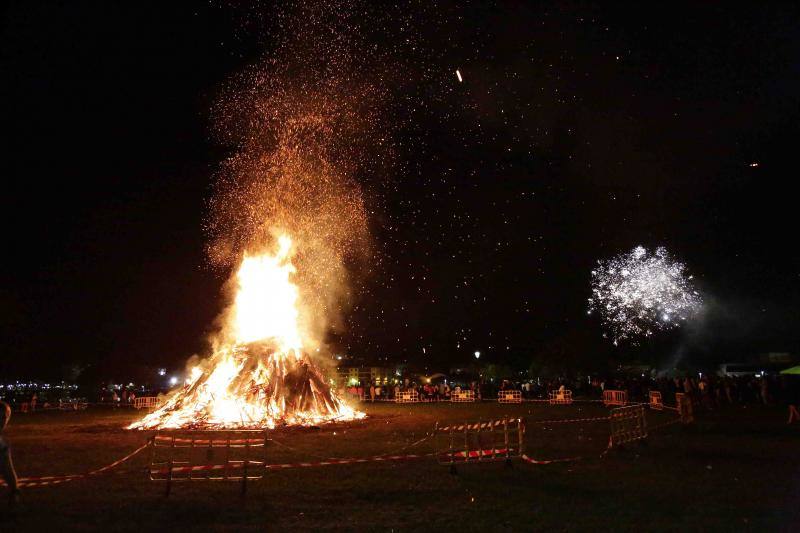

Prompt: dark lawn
[{"left": 1, "top": 401, "right": 798, "bottom": 531}]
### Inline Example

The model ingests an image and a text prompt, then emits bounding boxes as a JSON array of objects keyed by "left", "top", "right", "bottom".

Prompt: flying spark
[
  {"left": 587, "top": 246, "right": 702, "bottom": 345},
  {"left": 455, "top": 69, "right": 463, "bottom": 82}
]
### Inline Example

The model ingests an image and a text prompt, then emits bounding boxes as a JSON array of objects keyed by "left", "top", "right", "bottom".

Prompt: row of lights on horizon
[
  {"left": 154, "top": 350, "right": 484, "bottom": 387},
  {"left": 331, "top": 350, "right": 483, "bottom": 362}
]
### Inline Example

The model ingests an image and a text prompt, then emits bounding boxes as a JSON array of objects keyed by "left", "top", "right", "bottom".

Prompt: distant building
[{"left": 335, "top": 366, "right": 394, "bottom": 386}]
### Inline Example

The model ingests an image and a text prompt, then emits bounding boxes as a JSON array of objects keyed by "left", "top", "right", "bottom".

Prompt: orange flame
[
  {"left": 128, "top": 234, "right": 363, "bottom": 430},
  {"left": 231, "top": 235, "right": 302, "bottom": 350}
]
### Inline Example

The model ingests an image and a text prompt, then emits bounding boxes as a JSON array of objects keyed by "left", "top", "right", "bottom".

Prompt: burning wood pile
[{"left": 129, "top": 235, "right": 363, "bottom": 430}]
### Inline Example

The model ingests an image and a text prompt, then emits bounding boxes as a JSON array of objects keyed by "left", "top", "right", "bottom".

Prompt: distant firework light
[{"left": 588, "top": 246, "right": 702, "bottom": 345}]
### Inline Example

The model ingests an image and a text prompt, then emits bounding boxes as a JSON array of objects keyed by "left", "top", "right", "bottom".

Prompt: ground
[{"left": 1, "top": 401, "right": 798, "bottom": 531}]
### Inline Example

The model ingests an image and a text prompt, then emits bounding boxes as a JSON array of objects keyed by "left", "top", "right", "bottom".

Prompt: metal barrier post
[
  {"left": 449, "top": 424, "right": 456, "bottom": 474},
  {"left": 503, "top": 418, "right": 512, "bottom": 467},
  {"left": 476, "top": 420, "right": 482, "bottom": 462},
  {"left": 206, "top": 437, "right": 213, "bottom": 480},
  {"left": 490, "top": 419, "right": 496, "bottom": 460},
  {"left": 165, "top": 436, "right": 175, "bottom": 497},
  {"left": 148, "top": 435, "right": 157, "bottom": 476},
  {"left": 268, "top": 428, "right": 274, "bottom": 470},
  {"left": 224, "top": 437, "right": 230, "bottom": 480},
  {"left": 463, "top": 421, "right": 469, "bottom": 464},
  {"left": 241, "top": 439, "right": 249, "bottom": 497}
]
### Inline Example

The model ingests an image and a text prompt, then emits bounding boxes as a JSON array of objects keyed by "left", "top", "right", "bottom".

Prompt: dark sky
[{"left": 2, "top": 2, "right": 799, "bottom": 380}]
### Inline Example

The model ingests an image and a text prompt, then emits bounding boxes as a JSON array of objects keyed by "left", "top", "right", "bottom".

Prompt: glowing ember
[
  {"left": 587, "top": 246, "right": 702, "bottom": 345},
  {"left": 129, "top": 235, "right": 363, "bottom": 430}
]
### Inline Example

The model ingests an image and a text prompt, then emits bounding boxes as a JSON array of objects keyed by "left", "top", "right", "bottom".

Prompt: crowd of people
[
  {"left": 348, "top": 381, "right": 481, "bottom": 402},
  {"left": 98, "top": 389, "right": 138, "bottom": 406},
  {"left": 347, "top": 373, "right": 800, "bottom": 423},
  {"left": 592, "top": 374, "right": 799, "bottom": 423}
]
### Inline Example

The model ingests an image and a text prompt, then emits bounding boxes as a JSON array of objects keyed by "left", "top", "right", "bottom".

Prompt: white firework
[{"left": 587, "top": 246, "right": 702, "bottom": 345}]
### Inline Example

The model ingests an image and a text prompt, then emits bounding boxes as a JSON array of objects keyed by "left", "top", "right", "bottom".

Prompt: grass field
[{"left": 1, "top": 401, "right": 798, "bottom": 531}]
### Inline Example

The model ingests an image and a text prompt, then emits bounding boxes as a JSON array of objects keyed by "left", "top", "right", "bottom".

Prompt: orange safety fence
[
  {"left": 498, "top": 390, "right": 522, "bottom": 404},
  {"left": 548, "top": 389, "right": 573, "bottom": 405},
  {"left": 648, "top": 390, "right": 663, "bottom": 410},
  {"left": 603, "top": 389, "right": 628, "bottom": 407},
  {"left": 451, "top": 390, "right": 476, "bottom": 403},
  {"left": 395, "top": 390, "right": 419, "bottom": 403}
]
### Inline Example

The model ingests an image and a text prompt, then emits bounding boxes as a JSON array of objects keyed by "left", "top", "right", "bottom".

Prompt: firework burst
[{"left": 588, "top": 246, "right": 702, "bottom": 345}]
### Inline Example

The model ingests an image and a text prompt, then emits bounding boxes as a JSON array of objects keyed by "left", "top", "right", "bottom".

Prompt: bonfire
[{"left": 129, "top": 235, "right": 363, "bottom": 430}]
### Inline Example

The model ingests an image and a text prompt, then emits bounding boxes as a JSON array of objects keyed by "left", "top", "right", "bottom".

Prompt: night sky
[{"left": 2, "top": 2, "right": 799, "bottom": 381}]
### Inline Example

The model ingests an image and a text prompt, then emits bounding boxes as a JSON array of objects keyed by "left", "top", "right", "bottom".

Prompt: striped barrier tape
[
  {"left": 522, "top": 434, "right": 616, "bottom": 465},
  {"left": 442, "top": 448, "right": 511, "bottom": 460},
  {"left": 227, "top": 449, "right": 511, "bottom": 472},
  {"left": 437, "top": 419, "right": 513, "bottom": 432},
  {"left": 151, "top": 461, "right": 265, "bottom": 475},
  {"left": 7, "top": 408, "right": 685, "bottom": 488},
  {"left": 528, "top": 415, "right": 610, "bottom": 424},
  {"left": 2, "top": 441, "right": 151, "bottom": 488},
  {"left": 266, "top": 432, "right": 435, "bottom": 462},
  {"left": 263, "top": 453, "right": 432, "bottom": 470},
  {"left": 521, "top": 454, "right": 582, "bottom": 465}
]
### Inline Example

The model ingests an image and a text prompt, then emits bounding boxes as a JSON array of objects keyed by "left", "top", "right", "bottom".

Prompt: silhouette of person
[{"left": 1, "top": 401, "right": 21, "bottom": 504}]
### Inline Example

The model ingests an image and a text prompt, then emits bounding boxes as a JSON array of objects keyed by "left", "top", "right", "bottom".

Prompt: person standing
[
  {"left": 1, "top": 401, "right": 21, "bottom": 504},
  {"left": 786, "top": 376, "right": 800, "bottom": 425},
  {"left": 760, "top": 376, "right": 770, "bottom": 406}
]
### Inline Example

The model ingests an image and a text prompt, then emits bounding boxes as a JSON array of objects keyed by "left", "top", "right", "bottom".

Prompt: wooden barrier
[
  {"left": 603, "top": 389, "right": 628, "bottom": 407},
  {"left": 548, "top": 389, "right": 573, "bottom": 405},
  {"left": 498, "top": 390, "right": 522, "bottom": 404},
  {"left": 609, "top": 405, "right": 647, "bottom": 447},
  {"left": 451, "top": 390, "right": 476, "bottom": 403},
  {"left": 434, "top": 417, "right": 525, "bottom": 472},
  {"left": 134, "top": 396, "right": 162, "bottom": 410},
  {"left": 648, "top": 391, "right": 663, "bottom": 410},
  {"left": 395, "top": 390, "right": 419, "bottom": 403}
]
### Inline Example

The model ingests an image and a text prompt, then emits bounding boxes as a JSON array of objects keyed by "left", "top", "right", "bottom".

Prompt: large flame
[
  {"left": 128, "top": 234, "right": 363, "bottom": 430},
  {"left": 232, "top": 235, "right": 302, "bottom": 350}
]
